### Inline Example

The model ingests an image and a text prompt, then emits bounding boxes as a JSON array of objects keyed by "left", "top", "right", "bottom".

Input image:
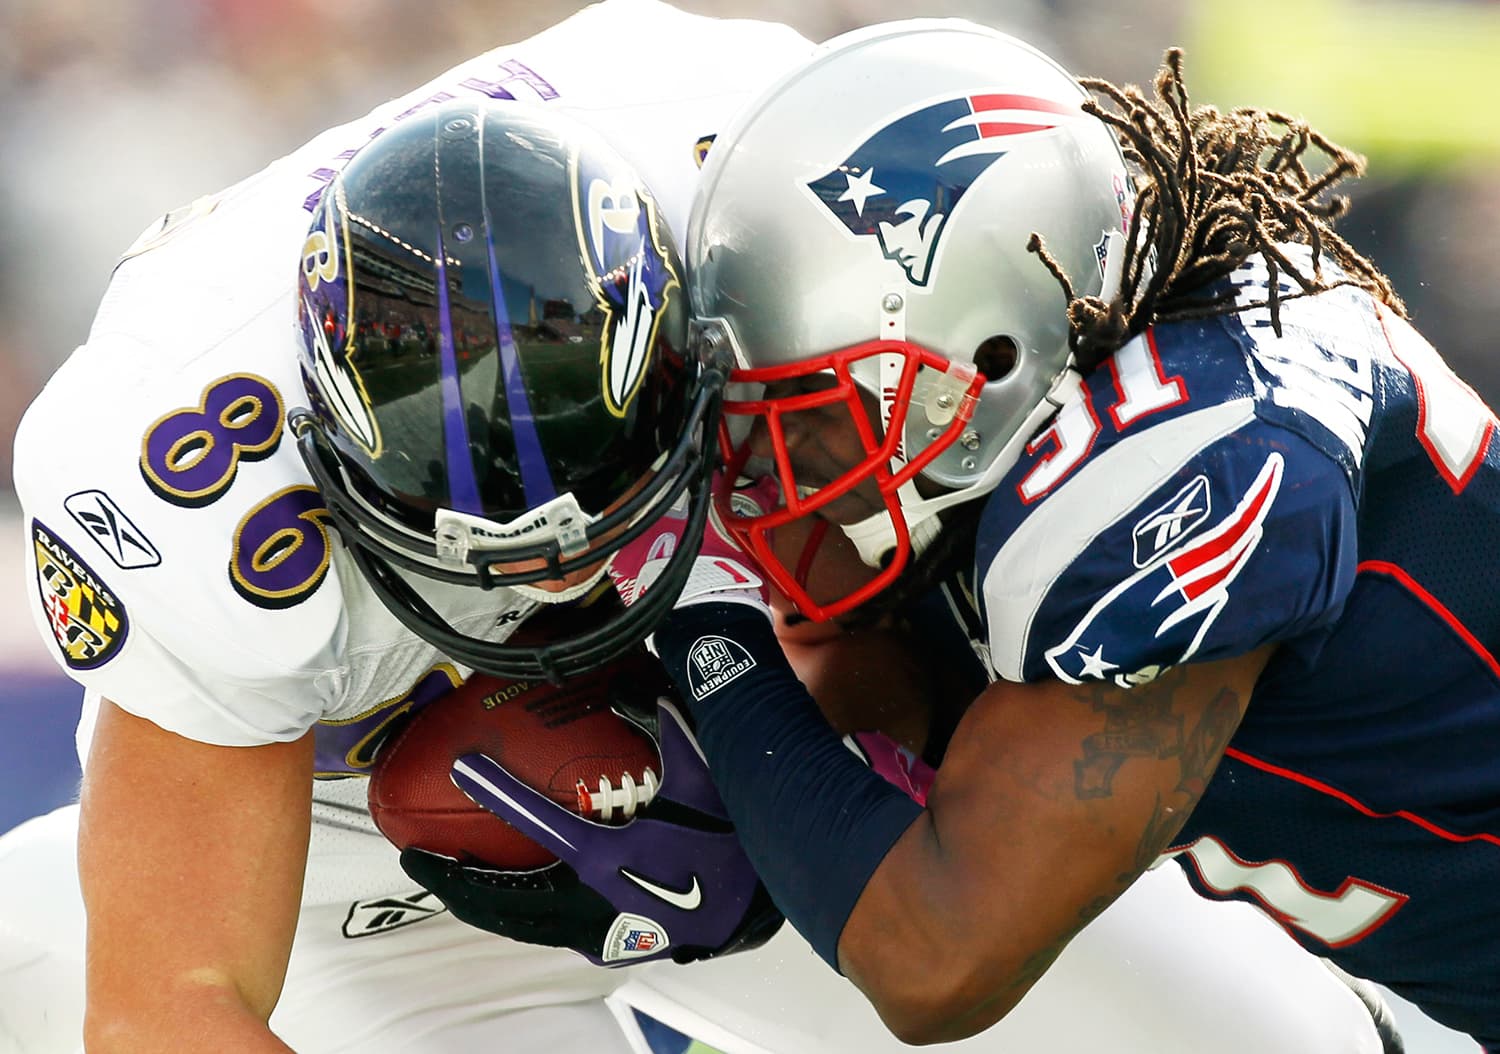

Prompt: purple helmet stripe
[
  {"left": 486, "top": 219, "right": 558, "bottom": 504},
  {"left": 434, "top": 230, "right": 484, "bottom": 513}
]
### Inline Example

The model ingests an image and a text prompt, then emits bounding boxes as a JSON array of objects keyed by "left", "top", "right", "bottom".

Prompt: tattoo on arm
[
  {"left": 1072, "top": 666, "right": 1187, "bottom": 798},
  {"left": 1175, "top": 685, "right": 1240, "bottom": 801},
  {"left": 1128, "top": 686, "right": 1242, "bottom": 875},
  {"left": 1071, "top": 670, "right": 1246, "bottom": 872}
]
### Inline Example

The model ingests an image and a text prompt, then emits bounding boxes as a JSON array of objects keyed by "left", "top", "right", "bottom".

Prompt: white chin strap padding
[
  {"left": 839, "top": 333, "right": 944, "bottom": 569},
  {"left": 840, "top": 504, "right": 942, "bottom": 570}
]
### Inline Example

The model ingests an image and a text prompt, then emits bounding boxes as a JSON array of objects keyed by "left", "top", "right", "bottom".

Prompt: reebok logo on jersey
[
  {"left": 341, "top": 890, "right": 447, "bottom": 938},
  {"left": 685, "top": 635, "right": 756, "bottom": 700},
  {"left": 32, "top": 520, "right": 128, "bottom": 670},
  {"left": 1131, "top": 475, "right": 1210, "bottom": 567},
  {"left": 65, "top": 490, "right": 161, "bottom": 569}
]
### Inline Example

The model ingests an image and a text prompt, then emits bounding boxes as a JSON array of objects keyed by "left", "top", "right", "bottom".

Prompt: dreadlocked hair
[{"left": 1027, "top": 47, "right": 1406, "bottom": 373}]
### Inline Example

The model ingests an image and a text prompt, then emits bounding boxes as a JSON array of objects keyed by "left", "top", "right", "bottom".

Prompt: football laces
[{"left": 575, "top": 768, "right": 660, "bottom": 822}]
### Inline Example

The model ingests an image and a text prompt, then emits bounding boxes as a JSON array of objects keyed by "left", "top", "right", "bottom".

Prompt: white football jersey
[{"left": 13, "top": 0, "right": 815, "bottom": 754}]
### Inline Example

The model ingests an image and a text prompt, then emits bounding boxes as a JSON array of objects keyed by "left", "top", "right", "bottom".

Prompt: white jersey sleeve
[{"left": 12, "top": 0, "right": 815, "bottom": 748}]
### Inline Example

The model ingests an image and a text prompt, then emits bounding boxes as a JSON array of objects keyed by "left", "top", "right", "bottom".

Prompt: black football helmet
[{"left": 290, "top": 100, "right": 727, "bottom": 681}]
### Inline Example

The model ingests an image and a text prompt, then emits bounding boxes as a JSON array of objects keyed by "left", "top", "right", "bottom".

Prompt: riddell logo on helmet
[
  {"left": 470, "top": 513, "right": 551, "bottom": 539},
  {"left": 880, "top": 385, "right": 908, "bottom": 460},
  {"left": 806, "top": 93, "right": 1077, "bottom": 286}
]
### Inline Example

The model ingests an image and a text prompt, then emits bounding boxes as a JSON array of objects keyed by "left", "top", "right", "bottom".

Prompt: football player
[
  {"left": 579, "top": 16, "right": 1497, "bottom": 1053},
  {"left": 5, "top": 3, "right": 811, "bottom": 1050},
  {"left": 0, "top": 5, "right": 1405, "bottom": 1054}
]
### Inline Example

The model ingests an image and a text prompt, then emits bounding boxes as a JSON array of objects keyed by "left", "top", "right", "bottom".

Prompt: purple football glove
[{"left": 403, "top": 697, "right": 782, "bottom": 966}]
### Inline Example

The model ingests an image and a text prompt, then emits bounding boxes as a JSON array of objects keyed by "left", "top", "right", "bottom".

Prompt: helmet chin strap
[
  {"left": 841, "top": 505, "right": 943, "bottom": 568},
  {"left": 838, "top": 365, "right": 1086, "bottom": 569},
  {"left": 842, "top": 339, "right": 946, "bottom": 568}
]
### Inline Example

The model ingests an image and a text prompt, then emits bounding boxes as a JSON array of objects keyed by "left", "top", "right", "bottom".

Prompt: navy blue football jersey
[{"left": 960, "top": 251, "right": 1500, "bottom": 1047}]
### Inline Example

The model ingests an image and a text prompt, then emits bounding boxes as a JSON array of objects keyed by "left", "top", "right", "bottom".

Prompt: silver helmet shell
[{"left": 689, "top": 19, "right": 1132, "bottom": 593}]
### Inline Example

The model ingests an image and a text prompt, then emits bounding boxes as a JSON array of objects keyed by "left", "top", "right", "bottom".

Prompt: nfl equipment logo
[
  {"left": 693, "top": 638, "right": 734, "bottom": 674},
  {"left": 686, "top": 635, "right": 756, "bottom": 700}
]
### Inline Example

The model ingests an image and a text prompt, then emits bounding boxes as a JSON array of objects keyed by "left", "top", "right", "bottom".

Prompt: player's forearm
[
  {"left": 84, "top": 984, "right": 296, "bottom": 1053},
  {"left": 653, "top": 603, "right": 923, "bottom": 967},
  {"left": 77, "top": 705, "right": 312, "bottom": 1053},
  {"left": 840, "top": 653, "right": 1269, "bottom": 1043},
  {"left": 657, "top": 601, "right": 1225, "bottom": 1045},
  {"left": 836, "top": 814, "right": 1072, "bottom": 1044},
  {"left": 667, "top": 618, "right": 1032, "bottom": 1043}
]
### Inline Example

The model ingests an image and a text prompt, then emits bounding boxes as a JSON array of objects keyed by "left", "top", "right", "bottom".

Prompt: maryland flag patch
[{"left": 33, "top": 520, "right": 129, "bottom": 670}]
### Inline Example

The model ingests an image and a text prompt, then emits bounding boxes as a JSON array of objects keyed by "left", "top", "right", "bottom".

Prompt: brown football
[{"left": 368, "top": 655, "right": 662, "bottom": 871}]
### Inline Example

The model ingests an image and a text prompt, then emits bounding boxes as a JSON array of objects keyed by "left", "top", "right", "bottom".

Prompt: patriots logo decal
[
  {"left": 807, "top": 93, "right": 1079, "bottom": 285},
  {"left": 1046, "top": 454, "right": 1285, "bottom": 685}
]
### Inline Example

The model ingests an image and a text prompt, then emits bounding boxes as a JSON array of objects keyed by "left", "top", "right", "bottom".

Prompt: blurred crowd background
[
  {"left": 1, "top": 0, "right": 1497, "bottom": 503},
  {"left": 0, "top": 4, "right": 1493, "bottom": 1049}
]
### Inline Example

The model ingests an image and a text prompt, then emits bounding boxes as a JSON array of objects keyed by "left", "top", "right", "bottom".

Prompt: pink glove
[
  {"left": 609, "top": 474, "right": 778, "bottom": 614},
  {"left": 843, "top": 731, "right": 935, "bottom": 806}
]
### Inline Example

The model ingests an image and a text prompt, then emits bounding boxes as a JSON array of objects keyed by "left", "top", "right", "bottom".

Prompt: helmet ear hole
[{"left": 973, "top": 336, "right": 1018, "bottom": 381}]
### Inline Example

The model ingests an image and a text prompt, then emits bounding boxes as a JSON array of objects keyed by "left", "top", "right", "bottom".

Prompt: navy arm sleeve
[{"left": 652, "top": 602, "right": 923, "bottom": 969}]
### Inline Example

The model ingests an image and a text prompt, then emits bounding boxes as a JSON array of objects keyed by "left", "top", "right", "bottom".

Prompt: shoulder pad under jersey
[{"left": 975, "top": 294, "right": 1368, "bottom": 684}]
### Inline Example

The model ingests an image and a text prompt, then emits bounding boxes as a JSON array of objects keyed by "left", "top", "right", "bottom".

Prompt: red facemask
[{"left": 715, "top": 339, "right": 983, "bottom": 621}]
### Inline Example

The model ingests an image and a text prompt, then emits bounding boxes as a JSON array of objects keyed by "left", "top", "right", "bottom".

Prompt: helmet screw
[
  {"left": 926, "top": 428, "right": 942, "bottom": 441},
  {"left": 961, "top": 456, "right": 977, "bottom": 471},
  {"left": 935, "top": 393, "right": 955, "bottom": 410},
  {"left": 882, "top": 293, "right": 904, "bottom": 313},
  {"left": 960, "top": 430, "right": 981, "bottom": 450},
  {"left": 453, "top": 223, "right": 474, "bottom": 243}
]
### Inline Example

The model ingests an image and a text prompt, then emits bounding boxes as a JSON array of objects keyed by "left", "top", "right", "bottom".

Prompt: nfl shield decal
[
  {"left": 32, "top": 519, "right": 129, "bottom": 670},
  {"left": 602, "top": 912, "right": 669, "bottom": 963}
]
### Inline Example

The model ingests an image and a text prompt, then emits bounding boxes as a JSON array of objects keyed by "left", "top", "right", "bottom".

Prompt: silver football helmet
[{"left": 687, "top": 19, "right": 1132, "bottom": 619}]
